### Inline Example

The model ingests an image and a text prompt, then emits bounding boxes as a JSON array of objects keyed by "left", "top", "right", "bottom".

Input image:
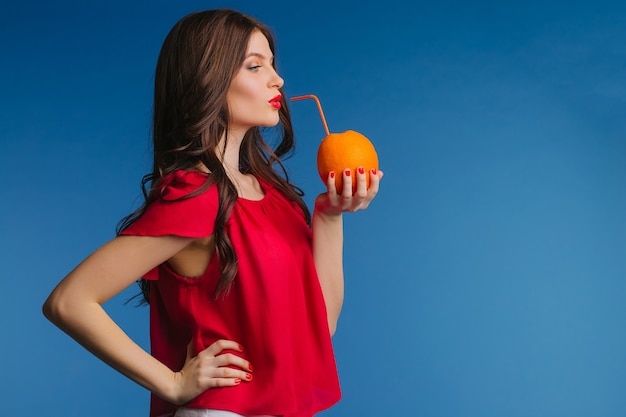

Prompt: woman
[{"left": 43, "top": 9, "right": 382, "bottom": 417}]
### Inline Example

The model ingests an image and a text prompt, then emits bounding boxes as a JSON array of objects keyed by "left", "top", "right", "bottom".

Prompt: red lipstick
[{"left": 269, "top": 94, "right": 282, "bottom": 109}]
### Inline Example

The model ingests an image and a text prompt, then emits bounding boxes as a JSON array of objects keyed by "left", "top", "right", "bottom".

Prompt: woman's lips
[{"left": 269, "top": 95, "right": 282, "bottom": 109}]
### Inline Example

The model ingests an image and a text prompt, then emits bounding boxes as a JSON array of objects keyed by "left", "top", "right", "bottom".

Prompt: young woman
[{"left": 43, "top": 9, "right": 382, "bottom": 417}]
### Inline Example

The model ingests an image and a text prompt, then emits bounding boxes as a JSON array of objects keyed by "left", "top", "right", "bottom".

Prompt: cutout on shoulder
[{"left": 167, "top": 235, "right": 216, "bottom": 279}]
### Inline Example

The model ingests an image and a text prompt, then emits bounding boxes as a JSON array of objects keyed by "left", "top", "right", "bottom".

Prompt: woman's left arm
[{"left": 312, "top": 167, "right": 383, "bottom": 335}]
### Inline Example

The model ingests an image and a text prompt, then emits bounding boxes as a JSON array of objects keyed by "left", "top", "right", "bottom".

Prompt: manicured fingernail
[
  {"left": 234, "top": 378, "right": 241, "bottom": 384},
  {"left": 345, "top": 169, "right": 351, "bottom": 177},
  {"left": 245, "top": 373, "right": 253, "bottom": 380},
  {"left": 238, "top": 344, "right": 244, "bottom": 351},
  {"left": 330, "top": 171, "right": 335, "bottom": 179},
  {"left": 248, "top": 364, "right": 254, "bottom": 371},
  {"left": 371, "top": 168, "right": 377, "bottom": 175},
  {"left": 358, "top": 167, "right": 365, "bottom": 175}
]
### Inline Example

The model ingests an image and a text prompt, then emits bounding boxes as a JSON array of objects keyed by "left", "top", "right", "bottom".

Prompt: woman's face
[{"left": 227, "top": 30, "right": 284, "bottom": 132}]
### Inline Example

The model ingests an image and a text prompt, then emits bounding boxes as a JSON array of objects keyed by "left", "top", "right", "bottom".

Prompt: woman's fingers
[
  {"left": 211, "top": 352, "right": 253, "bottom": 375},
  {"left": 318, "top": 167, "right": 383, "bottom": 215},
  {"left": 211, "top": 340, "right": 253, "bottom": 377},
  {"left": 202, "top": 339, "right": 244, "bottom": 356},
  {"left": 354, "top": 167, "right": 368, "bottom": 198},
  {"left": 341, "top": 169, "right": 353, "bottom": 200},
  {"left": 368, "top": 168, "right": 382, "bottom": 196},
  {"left": 200, "top": 340, "right": 253, "bottom": 374},
  {"left": 326, "top": 171, "right": 338, "bottom": 194},
  {"left": 325, "top": 171, "right": 339, "bottom": 208},
  {"left": 341, "top": 167, "right": 376, "bottom": 211},
  {"left": 177, "top": 338, "right": 253, "bottom": 400}
]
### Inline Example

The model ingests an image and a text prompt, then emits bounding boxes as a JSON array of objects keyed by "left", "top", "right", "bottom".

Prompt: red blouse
[{"left": 121, "top": 170, "right": 341, "bottom": 417}]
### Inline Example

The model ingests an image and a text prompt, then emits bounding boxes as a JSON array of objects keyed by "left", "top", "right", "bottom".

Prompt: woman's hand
[
  {"left": 315, "top": 167, "right": 384, "bottom": 216},
  {"left": 171, "top": 339, "right": 253, "bottom": 405}
]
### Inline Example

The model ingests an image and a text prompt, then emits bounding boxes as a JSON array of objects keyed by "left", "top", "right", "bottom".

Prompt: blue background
[{"left": 1, "top": 1, "right": 625, "bottom": 416}]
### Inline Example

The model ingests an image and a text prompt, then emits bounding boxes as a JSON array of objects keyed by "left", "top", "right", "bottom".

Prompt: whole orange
[{"left": 317, "top": 130, "right": 379, "bottom": 194}]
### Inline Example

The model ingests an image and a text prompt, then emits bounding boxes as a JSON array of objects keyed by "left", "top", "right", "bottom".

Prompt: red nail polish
[
  {"left": 248, "top": 364, "right": 254, "bottom": 372},
  {"left": 234, "top": 378, "right": 241, "bottom": 385},
  {"left": 330, "top": 171, "right": 335, "bottom": 179},
  {"left": 358, "top": 167, "right": 365, "bottom": 175},
  {"left": 371, "top": 168, "right": 377, "bottom": 175},
  {"left": 245, "top": 373, "right": 253, "bottom": 380},
  {"left": 345, "top": 169, "right": 351, "bottom": 177},
  {"left": 238, "top": 344, "right": 244, "bottom": 351}
]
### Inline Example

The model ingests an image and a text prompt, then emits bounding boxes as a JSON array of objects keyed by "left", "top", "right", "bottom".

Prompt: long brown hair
[{"left": 118, "top": 9, "right": 310, "bottom": 301}]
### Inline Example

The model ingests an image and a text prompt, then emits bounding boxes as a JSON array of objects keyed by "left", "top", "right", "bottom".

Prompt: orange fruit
[
  {"left": 290, "top": 94, "right": 379, "bottom": 194},
  {"left": 317, "top": 130, "right": 379, "bottom": 194}
]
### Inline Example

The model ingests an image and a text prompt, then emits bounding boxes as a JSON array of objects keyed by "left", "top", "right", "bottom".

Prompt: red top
[{"left": 121, "top": 170, "right": 341, "bottom": 417}]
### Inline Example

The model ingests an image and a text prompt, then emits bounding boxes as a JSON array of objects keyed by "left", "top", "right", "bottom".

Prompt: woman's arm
[
  {"left": 42, "top": 235, "right": 253, "bottom": 404},
  {"left": 312, "top": 167, "right": 383, "bottom": 335}
]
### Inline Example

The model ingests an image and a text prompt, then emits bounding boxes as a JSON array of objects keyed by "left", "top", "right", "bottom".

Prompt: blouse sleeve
[
  {"left": 119, "top": 170, "right": 218, "bottom": 279},
  {"left": 121, "top": 170, "right": 218, "bottom": 238}
]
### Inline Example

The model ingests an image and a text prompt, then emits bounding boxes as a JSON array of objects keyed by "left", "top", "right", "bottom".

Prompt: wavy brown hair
[{"left": 117, "top": 9, "right": 310, "bottom": 301}]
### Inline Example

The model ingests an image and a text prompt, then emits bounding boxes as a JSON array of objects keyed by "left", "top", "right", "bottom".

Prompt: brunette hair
[{"left": 118, "top": 9, "right": 310, "bottom": 300}]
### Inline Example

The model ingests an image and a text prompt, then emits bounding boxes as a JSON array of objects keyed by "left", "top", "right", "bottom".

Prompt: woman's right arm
[{"left": 42, "top": 235, "right": 252, "bottom": 405}]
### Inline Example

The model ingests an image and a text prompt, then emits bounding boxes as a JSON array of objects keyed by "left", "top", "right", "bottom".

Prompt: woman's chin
[{"left": 260, "top": 117, "right": 281, "bottom": 128}]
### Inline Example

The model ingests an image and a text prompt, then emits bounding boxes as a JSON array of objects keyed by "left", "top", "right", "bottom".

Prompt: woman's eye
[{"left": 248, "top": 65, "right": 262, "bottom": 71}]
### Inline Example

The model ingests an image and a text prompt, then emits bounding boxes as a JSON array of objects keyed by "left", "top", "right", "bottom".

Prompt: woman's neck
[
  {"left": 215, "top": 128, "right": 265, "bottom": 199},
  {"left": 218, "top": 128, "right": 246, "bottom": 176}
]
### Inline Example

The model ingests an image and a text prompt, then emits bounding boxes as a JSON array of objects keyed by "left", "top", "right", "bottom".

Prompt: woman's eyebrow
[{"left": 246, "top": 52, "right": 274, "bottom": 62}]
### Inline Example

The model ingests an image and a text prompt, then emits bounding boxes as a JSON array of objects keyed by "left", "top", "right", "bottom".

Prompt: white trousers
[{"left": 174, "top": 408, "right": 275, "bottom": 417}]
